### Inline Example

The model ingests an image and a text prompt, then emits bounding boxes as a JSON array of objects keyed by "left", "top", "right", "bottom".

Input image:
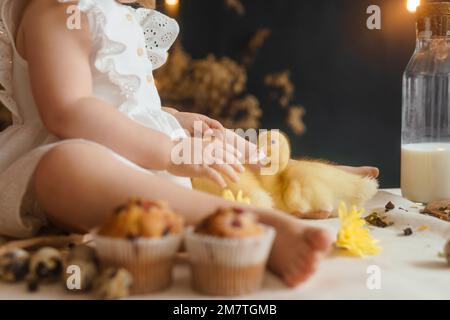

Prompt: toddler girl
[{"left": 0, "top": 0, "right": 375, "bottom": 286}]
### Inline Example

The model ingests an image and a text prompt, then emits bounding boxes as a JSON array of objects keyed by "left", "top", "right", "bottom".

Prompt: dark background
[{"left": 175, "top": 0, "right": 420, "bottom": 188}]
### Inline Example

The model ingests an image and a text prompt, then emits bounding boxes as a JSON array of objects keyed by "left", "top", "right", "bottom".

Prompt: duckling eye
[{"left": 271, "top": 140, "right": 276, "bottom": 145}]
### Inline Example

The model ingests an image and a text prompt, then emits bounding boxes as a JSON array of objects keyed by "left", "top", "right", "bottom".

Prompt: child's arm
[
  {"left": 21, "top": 2, "right": 242, "bottom": 186},
  {"left": 170, "top": 112, "right": 224, "bottom": 135},
  {"left": 22, "top": 2, "right": 243, "bottom": 187},
  {"left": 162, "top": 107, "right": 179, "bottom": 115},
  {"left": 23, "top": 4, "right": 173, "bottom": 170}
]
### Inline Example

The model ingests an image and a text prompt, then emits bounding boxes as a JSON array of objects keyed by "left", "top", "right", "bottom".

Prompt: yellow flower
[
  {"left": 222, "top": 189, "right": 251, "bottom": 205},
  {"left": 336, "top": 202, "right": 382, "bottom": 257}
]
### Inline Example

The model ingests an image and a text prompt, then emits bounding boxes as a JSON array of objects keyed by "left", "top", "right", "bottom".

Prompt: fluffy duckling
[
  {"left": 258, "top": 130, "right": 378, "bottom": 218},
  {"left": 193, "top": 130, "right": 378, "bottom": 219}
]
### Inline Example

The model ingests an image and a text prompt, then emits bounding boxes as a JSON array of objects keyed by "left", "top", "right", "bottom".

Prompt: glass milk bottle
[{"left": 402, "top": 3, "right": 450, "bottom": 203}]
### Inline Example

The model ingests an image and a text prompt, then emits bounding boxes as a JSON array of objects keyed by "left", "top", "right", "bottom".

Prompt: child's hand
[
  {"left": 167, "top": 109, "right": 264, "bottom": 166},
  {"left": 219, "top": 129, "right": 265, "bottom": 167},
  {"left": 172, "top": 112, "right": 224, "bottom": 136},
  {"left": 168, "top": 136, "right": 245, "bottom": 188}
]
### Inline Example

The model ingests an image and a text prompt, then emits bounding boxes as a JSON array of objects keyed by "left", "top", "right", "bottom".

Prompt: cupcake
[
  {"left": 93, "top": 199, "right": 184, "bottom": 294},
  {"left": 185, "top": 207, "right": 276, "bottom": 296}
]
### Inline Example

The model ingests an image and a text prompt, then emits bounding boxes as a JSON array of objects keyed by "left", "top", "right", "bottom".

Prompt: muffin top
[
  {"left": 195, "top": 207, "right": 264, "bottom": 238},
  {"left": 98, "top": 199, "right": 184, "bottom": 239}
]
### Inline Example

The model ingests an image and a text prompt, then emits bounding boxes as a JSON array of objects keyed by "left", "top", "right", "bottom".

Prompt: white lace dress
[{"left": 0, "top": 0, "right": 191, "bottom": 238}]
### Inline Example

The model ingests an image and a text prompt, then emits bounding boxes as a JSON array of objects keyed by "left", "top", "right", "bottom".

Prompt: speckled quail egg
[
  {"left": 93, "top": 268, "right": 133, "bottom": 300},
  {"left": 29, "top": 247, "right": 63, "bottom": 283},
  {"left": 0, "top": 249, "right": 30, "bottom": 282},
  {"left": 64, "top": 245, "right": 99, "bottom": 292}
]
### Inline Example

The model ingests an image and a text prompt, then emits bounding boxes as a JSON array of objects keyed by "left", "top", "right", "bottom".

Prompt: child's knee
[{"left": 35, "top": 142, "right": 106, "bottom": 188}]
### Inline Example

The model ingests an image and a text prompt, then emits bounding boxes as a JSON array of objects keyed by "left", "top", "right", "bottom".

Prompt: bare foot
[
  {"left": 337, "top": 166, "right": 379, "bottom": 178},
  {"left": 259, "top": 211, "right": 332, "bottom": 287}
]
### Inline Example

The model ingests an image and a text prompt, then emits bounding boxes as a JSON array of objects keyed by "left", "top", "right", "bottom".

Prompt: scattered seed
[
  {"left": 365, "top": 212, "right": 394, "bottom": 228},
  {"left": 385, "top": 201, "right": 395, "bottom": 211},
  {"left": 403, "top": 228, "right": 413, "bottom": 236},
  {"left": 27, "top": 279, "right": 39, "bottom": 293}
]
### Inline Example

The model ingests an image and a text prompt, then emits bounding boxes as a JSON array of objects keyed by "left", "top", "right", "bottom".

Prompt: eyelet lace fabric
[{"left": 135, "top": 8, "right": 180, "bottom": 70}]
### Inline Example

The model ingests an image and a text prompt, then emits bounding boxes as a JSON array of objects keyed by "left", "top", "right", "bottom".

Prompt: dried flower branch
[
  {"left": 226, "top": 0, "right": 245, "bottom": 15},
  {"left": 155, "top": 44, "right": 263, "bottom": 129},
  {"left": 265, "top": 70, "right": 295, "bottom": 108},
  {"left": 240, "top": 28, "right": 271, "bottom": 67},
  {"left": 287, "top": 106, "right": 306, "bottom": 136}
]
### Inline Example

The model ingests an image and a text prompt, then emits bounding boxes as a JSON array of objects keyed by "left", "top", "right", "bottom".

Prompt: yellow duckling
[
  {"left": 193, "top": 131, "right": 378, "bottom": 218},
  {"left": 222, "top": 189, "right": 252, "bottom": 205}
]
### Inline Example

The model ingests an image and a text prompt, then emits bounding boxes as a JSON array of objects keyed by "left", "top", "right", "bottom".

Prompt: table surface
[{"left": 1, "top": 189, "right": 449, "bottom": 300}]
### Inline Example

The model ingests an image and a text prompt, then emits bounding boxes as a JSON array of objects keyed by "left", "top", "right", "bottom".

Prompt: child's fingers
[
  {"left": 231, "top": 161, "right": 245, "bottom": 174},
  {"left": 204, "top": 117, "right": 224, "bottom": 131},
  {"left": 210, "top": 139, "right": 242, "bottom": 159},
  {"left": 206, "top": 141, "right": 241, "bottom": 164},
  {"left": 223, "top": 150, "right": 245, "bottom": 173},
  {"left": 201, "top": 122, "right": 213, "bottom": 136},
  {"left": 203, "top": 167, "right": 227, "bottom": 188},
  {"left": 229, "top": 132, "right": 260, "bottom": 163},
  {"left": 224, "top": 142, "right": 243, "bottom": 159},
  {"left": 204, "top": 128, "right": 226, "bottom": 144},
  {"left": 247, "top": 148, "right": 267, "bottom": 167},
  {"left": 211, "top": 163, "right": 240, "bottom": 184}
]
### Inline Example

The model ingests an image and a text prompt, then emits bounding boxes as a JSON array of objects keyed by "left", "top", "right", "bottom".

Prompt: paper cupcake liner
[
  {"left": 93, "top": 234, "right": 182, "bottom": 294},
  {"left": 185, "top": 226, "right": 276, "bottom": 296}
]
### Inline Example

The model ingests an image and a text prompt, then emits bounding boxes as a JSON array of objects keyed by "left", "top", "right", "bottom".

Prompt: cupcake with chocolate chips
[
  {"left": 93, "top": 199, "right": 184, "bottom": 294},
  {"left": 186, "top": 207, "right": 275, "bottom": 296}
]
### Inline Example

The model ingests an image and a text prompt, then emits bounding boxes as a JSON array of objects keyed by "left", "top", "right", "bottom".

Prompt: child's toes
[
  {"left": 303, "top": 227, "right": 333, "bottom": 252},
  {"left": 284, "top": 251, "right": 321, "bottom": 287},
  {"left": 283, "top": 232, "right": 331, "bottom": 287}
]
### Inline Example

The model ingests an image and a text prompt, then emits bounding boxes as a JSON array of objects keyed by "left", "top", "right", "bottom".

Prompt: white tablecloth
[{"left": 0, "top": 190, "right": 449, "bottom": 300}]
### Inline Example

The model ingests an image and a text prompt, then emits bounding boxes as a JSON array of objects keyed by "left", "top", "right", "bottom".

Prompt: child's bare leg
[{"left": 34, "top": 143, "right": 332, "bottom": 287}]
